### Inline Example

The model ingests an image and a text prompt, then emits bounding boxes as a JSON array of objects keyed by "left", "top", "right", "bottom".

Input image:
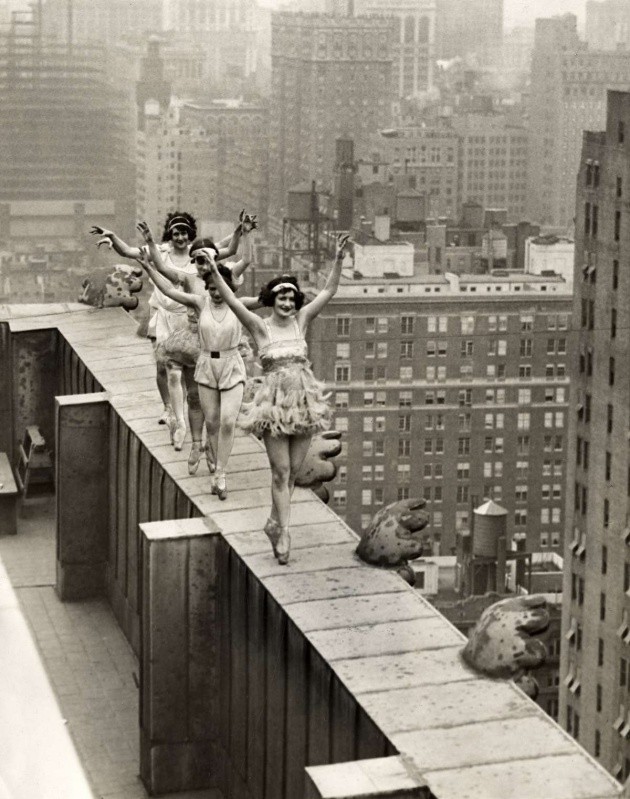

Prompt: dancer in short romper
[
  {"left": 137, "top": 237, "right": 261, "bottom": 500},
  {"left": 206, "top": 233, "right": 349, "bottom": 564}
]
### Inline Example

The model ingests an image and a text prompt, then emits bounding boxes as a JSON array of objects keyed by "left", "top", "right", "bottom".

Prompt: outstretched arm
[
  {"left": 208, "top": 260, "right": 266, "bottom": 338},
  {"left": 216, "top": 210, "right": 258, "bottom": 261},
  {"left": 228, "top": 228, "right": 254, "bottom": 281},
  {"left": 136, "top": 221, "right": 184, "bottom": 284},
  {"left": 90, "top": 225, "right": 142, "bottom": 260},
  {"left": 300, "top": 234, "right": 349, "bottom": 324},
  {"left": 138, "top": 252, "right": 203, "bottom": 312}
]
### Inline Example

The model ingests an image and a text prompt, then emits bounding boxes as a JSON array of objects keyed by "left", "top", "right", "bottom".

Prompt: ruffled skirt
[
  {"left": 156, "top": 326, "right": 200, "bottom": 368},
  {"left": 239, "top": 357, "right": 331, "bottom": 437}
]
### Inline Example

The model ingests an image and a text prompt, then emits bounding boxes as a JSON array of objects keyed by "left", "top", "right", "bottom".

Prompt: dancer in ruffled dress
[
  {"left": 207, "top": 233, "right": 349, "bottom": 564},
  {"left": 137, "top": 225, "right": 261, "bottom": 500}
]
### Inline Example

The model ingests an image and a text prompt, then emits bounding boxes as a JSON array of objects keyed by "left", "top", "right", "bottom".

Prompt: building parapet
[{"left": 0, "top": 305, "right": 621, "bottom": 799}]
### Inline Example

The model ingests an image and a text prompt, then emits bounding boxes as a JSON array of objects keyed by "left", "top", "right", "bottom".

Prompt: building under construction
[{"left": 0, "top": 4, "right": 135, "bottom": 236}]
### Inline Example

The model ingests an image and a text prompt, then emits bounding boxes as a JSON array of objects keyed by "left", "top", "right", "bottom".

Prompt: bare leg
[
  {"left": 198, "top": 384, "right": 220, "bottom": 473},
  {"left": 263, "top": 433, "right": 291, "bottom": 529},
  {"left": 288, "top": 433, "right": 313, "bottom": 498},
  {"left": 153, "top": 343, "right": 171, "bottom": 421},
  {"left": 167, "top": 363, "right": 186, "bottom": 448},
  {"left": 215, "top": 383, "right": 244, "bottom": 473},
  {"left": 184, "top": 367, "right": 204, "bottom": 473}
]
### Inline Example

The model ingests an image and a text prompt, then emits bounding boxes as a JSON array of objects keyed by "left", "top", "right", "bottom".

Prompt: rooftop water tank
[{"left": 473, "top": 499, "right": 508, "bottom": 558}]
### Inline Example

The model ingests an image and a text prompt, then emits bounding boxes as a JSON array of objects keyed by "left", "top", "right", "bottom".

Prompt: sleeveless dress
[
  {"left": 194, "top": 298, "right": 247, "bottom": 391},
  {"left": 238, "top": 317, "right": 331, "bottom": 437},
  {"left": 146, "top": 245, "right": 196, "bottom": 343}
]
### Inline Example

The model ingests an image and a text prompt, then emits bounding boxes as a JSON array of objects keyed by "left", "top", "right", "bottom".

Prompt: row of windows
[
  {"left": 335, "top": 338, "right": 567, "bottom": 360},
  {"left": 333, "top": 362, "right": 567, "bottom": 383},
  {"left": 335, "top": 410, "right": 565, "bottom": 433},
  {"left": 335, "top": 388, "right": 568, "bottom": 410},
  {"left": 334, "top": 313, "right": 569, "bottom": 336}
]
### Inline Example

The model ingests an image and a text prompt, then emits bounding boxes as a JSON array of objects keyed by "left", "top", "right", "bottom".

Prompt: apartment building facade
[{"left": 308, "top": 271, "right": 572, "bottom": 556}]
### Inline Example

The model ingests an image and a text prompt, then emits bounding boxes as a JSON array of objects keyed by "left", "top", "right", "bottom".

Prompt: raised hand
[
  {"left": 90, "top": 225, "right": 114, "bottom": 250},
  {"left": 238, "top": 209, "right": 258, "bottom": 233},
  {"left": 136, "top": 221, "right": 154, "bottom": 244},
  {"left": 335, "top": 233, "right": 350, "bottom": 261}
]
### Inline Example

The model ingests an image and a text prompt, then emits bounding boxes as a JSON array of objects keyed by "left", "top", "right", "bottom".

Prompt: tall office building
[
  {"left": 452, "top": 113, "right": 528, "bottom": 221},
  {"left": 363, "top": 126, "right": 459, "bottom": 219},
  {"left": 179, "top": 101, "right": 269, "bottom": 228},
  {"left": 268, "top": 11, "right": 395, "bottom": 220},
  {"left": 350, "top": 0, "right": 436, "bottom": 97},
  {"left": 560, "top": 90, "right": 630, "bottom": 781},
  {"left": 0, "top": 10, "right": 135, "bottom": 235},
  {"left": 40, "top": 0, "right": 161, "bottom": 45},
  {"left": 436, "top": 0, "right": 503, "bottom": 64},
  {"left": 309, "top": 268, "right": 572, "bottom": 555},
  {"left": 527, "top": 15, "right": 630, "bottom": 228},
  {"left": 586, "top": 0, "right": 630, "bottom": 52}
]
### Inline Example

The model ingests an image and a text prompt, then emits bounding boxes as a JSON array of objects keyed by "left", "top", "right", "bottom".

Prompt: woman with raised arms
[{"left": 206, "top": 233, "right": 349, "bottom": 564}]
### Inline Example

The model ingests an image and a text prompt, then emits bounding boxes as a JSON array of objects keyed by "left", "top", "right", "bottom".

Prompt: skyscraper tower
[
  {"left": 527, "top": 15, "right": 630, "bottom": 228},
  {"left": 351, "top": 0, "right": 436, "bottom": 97},
  {"left": 268, "top": 11, "right": 395, "bottom": 222},
  {"left": 561, "top": 89, "right": 630, "bottom": 780}
]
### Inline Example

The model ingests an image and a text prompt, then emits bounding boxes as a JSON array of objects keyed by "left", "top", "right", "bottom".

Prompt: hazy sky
[{"left": 258, "top": 0, "right": 587, "bottom": 31}]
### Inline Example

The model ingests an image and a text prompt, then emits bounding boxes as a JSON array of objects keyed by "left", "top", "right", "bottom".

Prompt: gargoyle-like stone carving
[
  {"left": 295, "top": 430, "right": 342, "bottom": 502},
  {"left": 462, "top": 594, "right": 549, "bottom": 699},
  {"left": 356, "top": 499, "right": 430, "bottom": 585},
  {"left": 79, "top": 264, "right": 143, "bottom": 310}
]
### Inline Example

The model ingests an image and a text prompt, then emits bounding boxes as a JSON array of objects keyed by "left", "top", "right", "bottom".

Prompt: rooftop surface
[{"left": 1, "top": 305, "right": 623, "bottom": 799}]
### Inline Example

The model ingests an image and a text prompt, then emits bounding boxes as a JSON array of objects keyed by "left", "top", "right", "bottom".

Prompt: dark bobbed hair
[
  {"left": 258, "top": 274, "right": 305, "bottom": 310},
  {"left": 189, "top": 237, "right": 219, "bottom": 257},
  {"left": 203, "top": 264, "right": 236, "bottom": 293},
  {"left": 161, "top": 211, "right": 197, "bottom": 242}
]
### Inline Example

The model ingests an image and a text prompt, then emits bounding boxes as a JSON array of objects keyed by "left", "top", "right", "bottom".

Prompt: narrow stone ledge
[{"left": 305, "top": 755, "right": 430, "bottom": 798}]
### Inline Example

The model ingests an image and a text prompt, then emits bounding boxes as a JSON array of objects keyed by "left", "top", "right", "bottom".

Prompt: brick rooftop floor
[{"left": 0, "top": 496, "right": 220, "bottom": 799}]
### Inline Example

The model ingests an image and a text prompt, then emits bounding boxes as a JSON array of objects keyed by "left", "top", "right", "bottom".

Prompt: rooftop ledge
[{"left": 0, "top": 305, "right": 622, "bottom": 799}]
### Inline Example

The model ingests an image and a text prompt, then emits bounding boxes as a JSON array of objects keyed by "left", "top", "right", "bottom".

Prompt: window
[
  {"left": 596, "top": 684, "right": 602, "bottom": 713},
  {"left": 607, "top": 404, "right": 613, "bottom": 434},
  {"left": 458, "top": 437, "right": 470, "bottom": 455},
  {"left": 365, "top": 317, "right": 375, "bottom": 334},
  {"left": 335, "top": 392, "right": 348, "bottom": 409},
  {"left": 520, "top": 314, "right": 533, "bottom": 331},
  {"left": 399, "top": 415, "right": 410, "bottom": 433},
  {"left": 335, "top": 416, "right": 348, "bottom": 432},
  {"left": 401, "top": 315, "right": 414, "bottom": 335},
  {"left": 518, "top": 389, "right": 531, "bottom": 405},
  {"left": 461, "top": 315, "right": 474, "bottom": 334},
  {"left": 400, "top": 366, "right": 412, "bottom": 381},
  {"left": 517, "top": 413, "right": 530, "bottom": 430},
  {"left": 600, "top": 592, "right": 606, "bottom": 621},
  {"left": 336, "top": 342, "right": 350, "bottom": 359},
  {"left": 518, "top": 435, "right": 529, "bottom": 454},
  {"left": 397, "top": 463, "right": 410, "bottom": 481},
  {"left": 461, "top": 340, "right": 474, "bottom": 357},
  {"left": 457, "top": 485, "right": 469, "bottom": 503},
  {"left": 615, "top": 210, "right": 621, "bottom": 242},
  {"left": 598, "top": 638, "right": 604, "bottom": 667},
  {"left": 336, "top": 316, "right": 350, "bottom": 336},
  {"left": 614, "top": 259, "right": 619, "bottom": 290},
  {"left": 457, "top": 462, "right": 470, "bottom": 479},
  {"left": 609, "top": 357, "right": 615, "bottom": 386},
  {"left": 520, "top": 339, "right": 532, "bottom": 357},
  {"left": 335, "top": 365, "right": 349, "bottom": 382},
  {"left": 397, "top": 487, "right": 410, "bottom": 501},
  {"left": 377, "top": 317, "right": 388, "bottom": 334},
  {"left": 361, "top": 489, "right": 372, "bottom": 506},
  {"left": 400, "top": 341, "right": 413, "bottom": 359},
  {"left": 604, "top": 499, "right": 610, "bottom": 528},
  {"left": 399, "top": 390, "right": 412, "bottom": 407},
  {"left": 333, "top": 489, "right": 346, "bottom": 507},
  {"left": 399, "top": 439, "right": 410, "bottom": 457},
  {"left": 377, "top": 342, "right": 388, "bottom": 359}
]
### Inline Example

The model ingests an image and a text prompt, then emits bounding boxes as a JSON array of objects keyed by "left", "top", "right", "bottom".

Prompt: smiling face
[
  {"left": 170, "top": 226, "right": 190, "bottom": 252},
  {"left": 273, "top": 288, "right": 296, "bottom": 318}
]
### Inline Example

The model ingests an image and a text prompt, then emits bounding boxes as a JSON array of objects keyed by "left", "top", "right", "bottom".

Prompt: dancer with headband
[
  {"left": 90, "top": 212, "right": 245, "bottom": 451},
  {"left": 206, "top": 233, "right": 349, "bottom": 564},
  {"left": 137, "top": 221, "right": 260, "bottom": 499},
  {"left": 144, "top": 217, "right": 256, "bottom": 473}
]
